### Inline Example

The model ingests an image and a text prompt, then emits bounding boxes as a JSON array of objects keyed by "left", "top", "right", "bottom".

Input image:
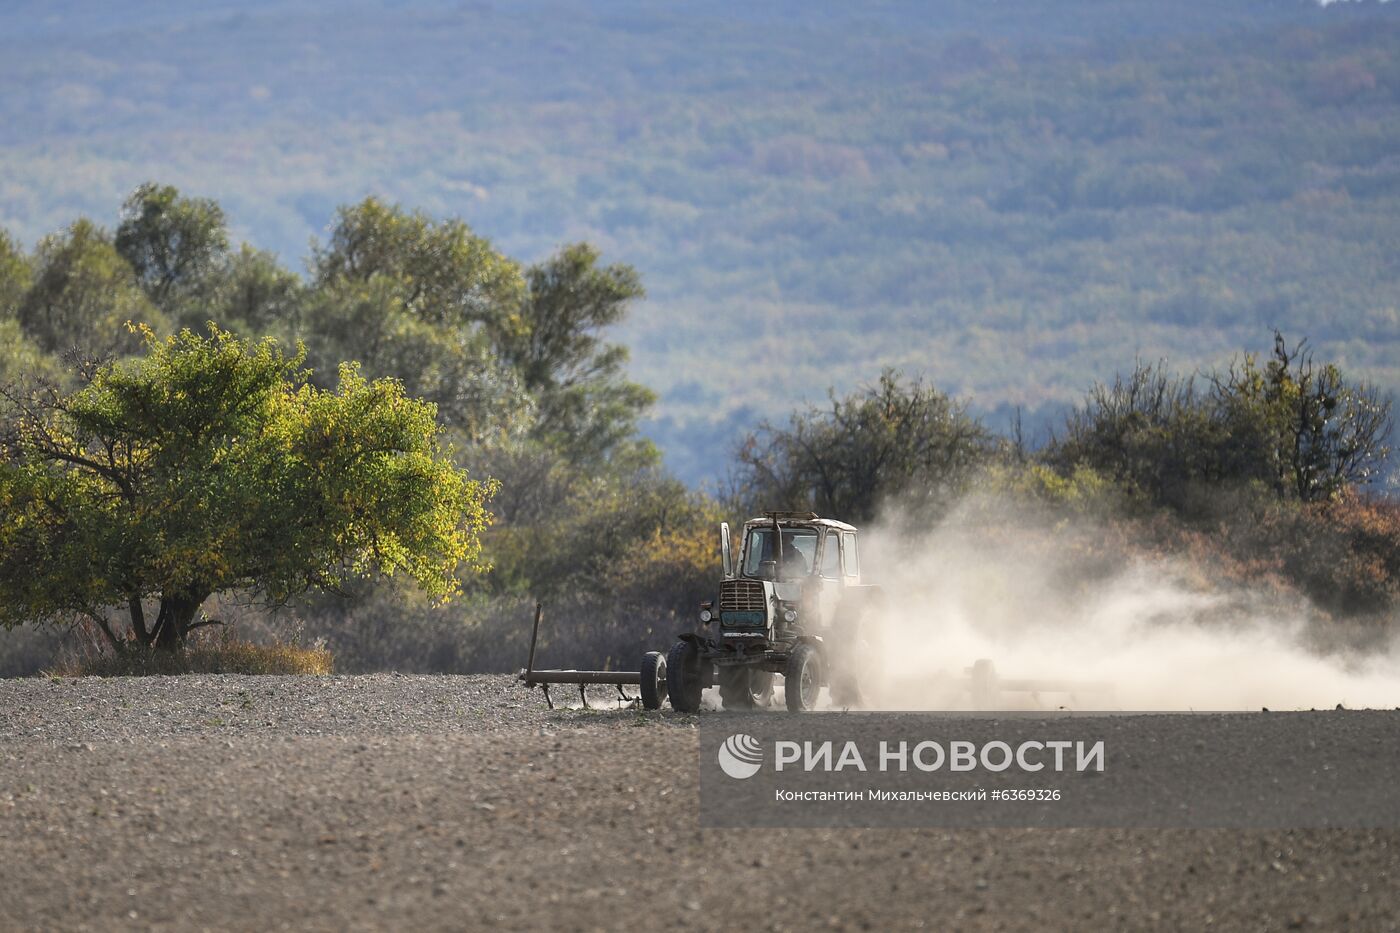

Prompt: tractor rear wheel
[
  {"left": 719, "top": 667, "right": 774, "bottom": 710},
  {"left": 640, "top": 650, "right": 668, "bottom": 710},
  {"left": 666, "top": 640, "right": 704, "bottom": 713},
  {"left": 784, "top": 643, "right": 823, "bottom": 712}
]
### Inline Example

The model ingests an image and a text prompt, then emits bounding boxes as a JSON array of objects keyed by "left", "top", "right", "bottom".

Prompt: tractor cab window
[
  {"left": 819, "top": 532, "right": 842, "bottom": 578},
  {"left": 742, "top": 527, "right": 818, "bottom": 580},
  {"left": 841, "top": 532, "right": 859, "bottom": 577}
]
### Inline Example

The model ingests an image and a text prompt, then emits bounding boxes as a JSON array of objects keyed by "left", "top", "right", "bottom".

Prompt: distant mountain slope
[{"left": 2, "top": 0, "right": 1397, "bottom": 483}]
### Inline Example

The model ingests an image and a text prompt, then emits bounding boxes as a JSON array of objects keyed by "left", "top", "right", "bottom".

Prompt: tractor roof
[{"left": 744, "top": 511, "right": 858, "bottom": 532}]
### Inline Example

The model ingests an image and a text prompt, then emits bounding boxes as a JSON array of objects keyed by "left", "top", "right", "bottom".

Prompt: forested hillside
[{"left": 1, "top": 0, "right": 1398, "bottom": 482}]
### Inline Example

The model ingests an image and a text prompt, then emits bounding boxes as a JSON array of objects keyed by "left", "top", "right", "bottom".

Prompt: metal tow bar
[{"left": 517, "top": 603, "right": 663, "bottom": 709}]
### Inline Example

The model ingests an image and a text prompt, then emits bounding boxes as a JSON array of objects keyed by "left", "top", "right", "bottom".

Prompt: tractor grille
[{"left": 720, "top": 579, "right": 766, "bottom": 613}]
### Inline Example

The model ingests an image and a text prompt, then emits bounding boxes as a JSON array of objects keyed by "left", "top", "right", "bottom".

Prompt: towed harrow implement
[{"left": 516, "top": 604, "right": 669, "bottom": 710}]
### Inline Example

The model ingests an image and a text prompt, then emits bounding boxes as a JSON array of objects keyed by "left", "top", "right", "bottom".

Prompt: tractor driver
[{"left": 778, "top": 531, "right": 809, "bottom": 577}]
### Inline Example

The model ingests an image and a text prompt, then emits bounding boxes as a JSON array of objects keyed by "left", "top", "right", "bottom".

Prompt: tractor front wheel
[
  {"left": 666, "top": 640, "right": 704, "bottom": 713},
  {"left": 784, "top": 643, "right": 823, "bottom": 712},
  {"left": 719, "top": 667, "right": 774, "bottom": 710}
]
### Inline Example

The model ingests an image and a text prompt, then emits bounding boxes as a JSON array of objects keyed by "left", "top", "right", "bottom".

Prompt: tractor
[{"left": 657, "top": 510, "right": 884, "bottom": 712}]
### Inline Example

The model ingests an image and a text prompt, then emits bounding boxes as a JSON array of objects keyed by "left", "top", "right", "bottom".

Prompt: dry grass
[{"left": 50, "top": 638, "right": 333, "bottom": 677}]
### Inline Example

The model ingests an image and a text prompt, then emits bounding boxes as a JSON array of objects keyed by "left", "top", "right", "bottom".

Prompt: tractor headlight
[
  {"left": 783, "top": 608, "right": 798, "bottom": 624},
  {"left": 699, "top": 608, "right": 713, "bottom": 623}
]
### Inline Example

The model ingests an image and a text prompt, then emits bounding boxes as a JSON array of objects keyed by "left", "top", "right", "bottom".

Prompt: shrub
[{"left": 50, "top": 634, "right": 332, "bottom": 677}]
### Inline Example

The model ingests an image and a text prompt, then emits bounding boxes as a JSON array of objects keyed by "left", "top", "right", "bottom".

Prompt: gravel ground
[{"left": 1, "top": 674, "right": 1397, "bottom": 931}]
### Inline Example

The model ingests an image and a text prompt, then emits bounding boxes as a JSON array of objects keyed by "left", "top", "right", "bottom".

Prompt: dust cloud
[{"left": 858, "top": 498, "right": 1400, "bottom": 711}]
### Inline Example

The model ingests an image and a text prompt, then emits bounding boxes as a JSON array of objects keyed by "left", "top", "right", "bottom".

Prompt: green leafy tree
[
  {"left": 0, "top": 230, "right": 31, "bottom": 320},
  {"left": 17, "top": 219, "right": 163, "bottom": 359},
  {"left": 312, "top": 196, "right": 522, "bottom": 327},
  {"left": 305, "top": 197, "right": 531, "bottom": 440},
  {"left": 497, "top": 243, "right": 655, "bottom": 466},
  {"left": 0, "top": 233, "right": 52, "bottom": 385},
  {"left": 486, "top": 459, "right": 713, "bottom": 597},
  {"left": 115, "top": 183, "right": 230, "bottom": 309},
  {"left": 450, "top": 243, "right": 657, "bottom": 600},
  {"left": 301, "top": 276, "right": 532, "bottom": 444},
  {"left": 1218, "top": 333, "right": 1393, "bottom": 502},
  {"left": 0, "top": 326, "right": 494, "bottom": 650},
  {"left": 736, "top": 369, "right": 992, "bottom": 524},
  {"left": 208, "top": 243, "right": 306, "bottom": 338},
  {"left": 0, "top": 320, "right": 59, "bottom": 386},
  {"left": 1050, "top": 360, "right": 1227, "bottom": 513}
]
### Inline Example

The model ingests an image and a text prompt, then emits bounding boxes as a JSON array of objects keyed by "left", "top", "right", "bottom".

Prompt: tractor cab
[{"left": 716, "top": 511, "right": 861, "bottom": 643}]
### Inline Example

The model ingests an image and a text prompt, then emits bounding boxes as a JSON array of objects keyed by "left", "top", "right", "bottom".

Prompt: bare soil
[{"left": 1, "top": 674, "right": 1396, "bottom": 931}]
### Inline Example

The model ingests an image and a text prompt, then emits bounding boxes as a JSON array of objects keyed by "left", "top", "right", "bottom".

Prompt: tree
[
  {"left": 312, "top": 196, "right": 522, "bottom": 327},
  {"left": 735, "top": 369, "right": 992, "bottom": 524},
  {"left": 1049, "top": 360, "right": 1226, "bottom": 513},
  {"left": 18, "top": 219, "right": 163, "bottom": 359},
  {"left": 207, "top": 243, "right": 306, "bottom": 338},
  {"left": 304, "top": 197, "right": 532, "bottom": 440},
  {"left": 0, "top": 326, "right": 494, "bottom": 650},
  {"left": 0, "top": 229, "right": 30, "bottom": 320},
  {"left": 496, "top": 243, "right": 655, "bottom": 466},
  {"left": 115, "top": 183, "right": 230, "bottom": 308},
  {"left": 486, "top": 458, "right": 713, "bottom": 597},
  {"left": 0, "top": 233, "right": 53, "bottom": 385},
  {"left": 305, "top": 203, "right": 657, "bottom": 465},
  {"left": 0, "top": 321, "right": 59, "bottom": 386},
  {"left": 300, "top": 276, "right": 533, "bottom": 444},
  {"left": 1218, "top": 333, "right": 1393, "bottom": 503},
  {"left": 1049, "top": 335, "right": 1394, "bottom": 514}
]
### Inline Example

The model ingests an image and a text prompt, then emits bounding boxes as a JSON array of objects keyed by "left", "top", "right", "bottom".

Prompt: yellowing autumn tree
[{"left": 0, "top": 326, "right": 494, "bottom": 650}]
